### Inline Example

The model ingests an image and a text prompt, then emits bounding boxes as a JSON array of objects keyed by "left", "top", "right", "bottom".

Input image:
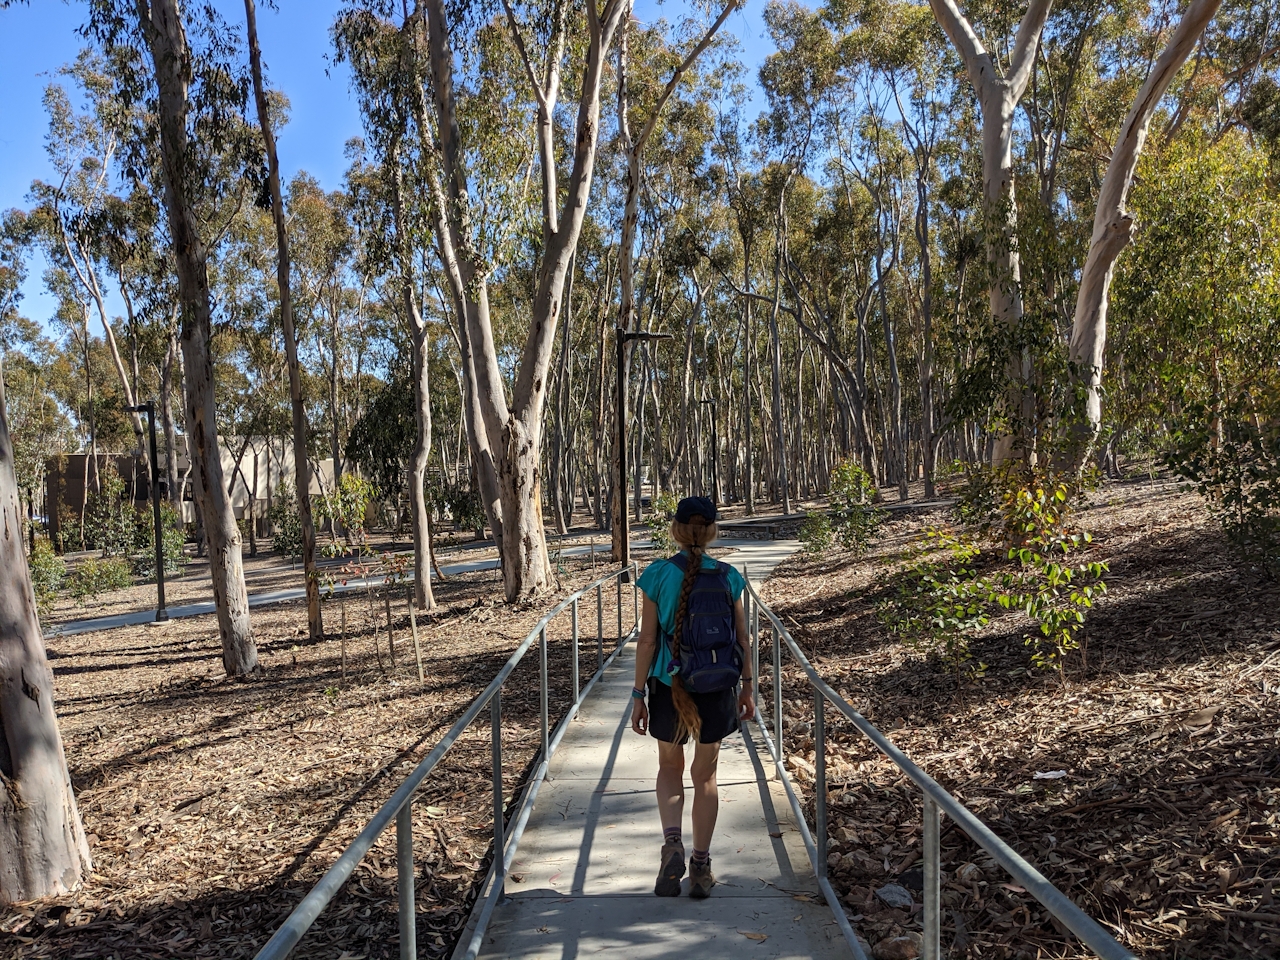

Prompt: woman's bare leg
[
  {"left": 689, "top": 740, "right": 721, "bottom": 852},
  {"left": 656, "top": 739, "right": 686, "bottom": 833}
]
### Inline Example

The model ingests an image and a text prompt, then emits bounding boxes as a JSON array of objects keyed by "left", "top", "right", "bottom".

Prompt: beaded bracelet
[{"left": 631, "top": 687, "right": 646, "bottom": 699}]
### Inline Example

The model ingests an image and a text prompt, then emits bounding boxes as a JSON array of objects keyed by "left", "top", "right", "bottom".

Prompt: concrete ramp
[{"left": 469, "top": 541, "right": 850, "bottom": 959}]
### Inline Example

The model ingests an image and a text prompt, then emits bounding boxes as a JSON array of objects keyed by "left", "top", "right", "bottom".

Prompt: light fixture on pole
[
  {"left": 125, "top": 401, "right": 169, "bottom": 622},
  {"left": 617, "top": 329, "right": 674, "bottom": 574}
]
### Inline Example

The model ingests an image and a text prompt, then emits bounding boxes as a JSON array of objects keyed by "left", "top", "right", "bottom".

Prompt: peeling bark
[{"left": 0, "top": 368, "right": 92, "bottom": 903}]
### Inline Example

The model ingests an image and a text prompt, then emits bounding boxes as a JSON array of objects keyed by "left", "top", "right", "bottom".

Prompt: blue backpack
[{"left": 663, "top": 553, "right": 742, "bottom": 693}]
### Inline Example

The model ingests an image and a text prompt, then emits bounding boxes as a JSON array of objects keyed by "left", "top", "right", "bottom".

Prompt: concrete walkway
[
  {"left": 42, "top": 537, "right": 788, "bottom": 640},
  {"left": 467, "top": 541, "right": 851, "bottom": 960},
  {"left": 41, "top": 539, "right": 656, "bottom": 639}
]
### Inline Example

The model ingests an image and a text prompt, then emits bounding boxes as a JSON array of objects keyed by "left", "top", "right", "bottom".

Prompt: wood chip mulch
[
  {"left": 2, "top": 553, "right": 644, "bottom": 960},
  {"left": 760, "top": 480, "right": 1279, "bottom": 959}
]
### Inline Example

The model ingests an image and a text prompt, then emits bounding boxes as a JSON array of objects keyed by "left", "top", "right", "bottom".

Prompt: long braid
[{"left": 669, "top": 523, "right": 713, "bottom": 742}]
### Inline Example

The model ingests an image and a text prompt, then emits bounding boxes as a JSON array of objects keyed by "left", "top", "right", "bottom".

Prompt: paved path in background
[
  {"left": 460, "top": 541, "right": 851, "bottom": 960},
  {"left": 42, "top": 539, "right": 655, "bottom": 639},
  {"left": 42, "top": 537, "right": 790, "bottom": 640}
]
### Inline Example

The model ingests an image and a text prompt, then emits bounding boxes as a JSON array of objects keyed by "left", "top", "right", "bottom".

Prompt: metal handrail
[
  {"left": 741, "top": 576, "right": 1137, "bottom": 960},
  {"left": 254, "top": 564, "right": 641, "bottom": 960}
]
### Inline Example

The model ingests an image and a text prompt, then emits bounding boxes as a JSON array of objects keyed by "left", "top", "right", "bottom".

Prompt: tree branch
[
  {"left": 500, "top": 0, "right": 548, "bottom": 110},
  {"left": 1006, "top": 0, "right": 1054, "bottom": 101},
  {"left": 634, "top": 0, "right": 738, "bottom": 152}
]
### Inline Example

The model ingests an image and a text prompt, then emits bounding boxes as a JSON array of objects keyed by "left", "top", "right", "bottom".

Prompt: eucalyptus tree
[
  {"left": 27, "top": 62, "right": 151, "bottom": 471},
  {"left": 610, "top": 0, "right": 738, "bottom": 557},
  {"left": 0, "top": 372, "right": 93, "bottom": 904},
  {"left": 244, "top": 0, "right": 323, "bottom": 639},
  {"left": 1067, "top": 0, "right": 1225, "bottom": 464},
  {"left": 376, "top": 0, "right": 633, "bottom": 600},
  {"left": 0, "top": 213, "right": 29, "bottom": 347},
  {"left": 757, "top": 0, "right": 844, "bottom": 511},
  {"left": 85, "top": 0, "right": 262, "bottom": 676},
  {"left": 335, "top": 6, "right": 445, "bottom": 609},
  {"left": 926, "top": 0, "right": 1053, "bottom": 461}
]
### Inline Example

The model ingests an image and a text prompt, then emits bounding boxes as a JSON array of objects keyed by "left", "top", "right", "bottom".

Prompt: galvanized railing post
[
  {"left": 596, "top": 583, "right": 604, "bottom": 671},
  {"left": 571, "top": 598, "right": 580, "bottom": 707},
  {"left": 632, "top": 562, "right": 638, "bottom": 626},
  {"left": 923, "top": 796, "right": 941, "bottom": 960},
  {"left": 616, "top": 574, "right": 623, "bottom": 647},
  {"left": 397, "top": 803, "right": 416, "bottom": 960},
  {"left": 748, "top": 574, "right": 760, "bottom": 708},
  {"left": 539, "top": 627, "right": 549, "bottom": 760},
  {"left": 491, "top": 690, "right": 505, "bottom": 902},
  {"left": 773, "top": 623, "right": 784, "bottom": 760},
  {"left": 814, "top": 686, "right": 827, "bottom": 877}
]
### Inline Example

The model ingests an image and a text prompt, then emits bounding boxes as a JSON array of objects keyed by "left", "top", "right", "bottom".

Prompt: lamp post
[
  {"left": 125, "top": 401, "right": 168, "bottom": 622},
  {"left": 699, "top": 397, "right": 720, "bottom": 504},
  {"left": 617, "top": 329, "right": 673, "bottom": 573}
]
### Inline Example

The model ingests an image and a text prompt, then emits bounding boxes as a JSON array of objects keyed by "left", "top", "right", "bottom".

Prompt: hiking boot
[
  {"left": 655, "top": 840, "right": 686, "bottom": 897},
  {"left": 688, "top": 858, "right": 715, "bottom": 899}
]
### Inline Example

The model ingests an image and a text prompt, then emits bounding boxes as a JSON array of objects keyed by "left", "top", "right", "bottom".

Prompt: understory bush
[
  {"left": 804, "top": 458, "right": 883, "bottom": 556},
  {"left": 798, "top": 511, "right": 834, "bottom": 555},
  {"left": 56, "top": 505, "right": 82, "bottom": 553},
  {"left": 650, "top": 491, "right": 681, "bottom": 553},
  {"left": 269, "top": 481, "right": 304, "bottom": 561},
  {"left": 132, "top": 502, "right": 187, "bottom": 579},
  {"left": 317, "top": 474, "right": 377, "bottom": 549},
  {"left": 880, "top": 528, "right": 990, "bottom": 679},
  {"left": 71, "top": 556, "right": 133, "bottom": 601},
  {"left": 883, "top": 479, "right": 1108, "bottom": 680},
  {"left": 30, "top": 536, "right": 65, "bottom": 617},
  {"left": 1168, "top": 388, "right": 1280, "bottom": 578},
  {"left": 440, "top": 486, "right": 486, "bottom": 536},
  {"left": 994, "top": 485, "right": 1109, "bottom": 671},
  {"left": 83, "top": 471, "right": 146, "bottom": 558}
]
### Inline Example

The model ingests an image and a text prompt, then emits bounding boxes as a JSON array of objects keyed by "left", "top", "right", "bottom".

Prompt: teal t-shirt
[{"left": 637, "top": 552, "right": 746, "bottom": 686}]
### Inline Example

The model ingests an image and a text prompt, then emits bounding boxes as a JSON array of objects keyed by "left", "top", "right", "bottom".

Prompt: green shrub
[
  {"left": 71, "top": 556, "right": 133, "bottom": 601},
  {"left": 29, "top": 537, "right": 65, "bottom": 617},
  {"left": 1168, "top": 388, "right": 1280, "bottom": 577},
  {"left": 269, "top": 481, "right": 305, "bottom": 561},
  {"left": 650, "top": 491, "right": 681, "bottom": 553},
  {"left": 83, "top": 470, "right": 145, "bottom": 558},
  {"left": 828, "top": 459, "right": 882, "bottom": 554},
  {"left": 317, "top": 473, "right": 377, "bottom": 549},
  {"left": 442, "top": 486, "right": 486, "bottom": 535},
  {"left": 132, "top": 502, "right": 187, "bottom": 578},
  {"left": 798, "top": 511, "right": 834, "bottom": 555},
  {"left": 883, "top": 484, "right": 1108, "bottom": 681},
  {"left": 952, "top": 464, "right": 1005, "bottom": 532},
  {"left": 56, "top": 505, "right": 82, "bottom": 553},
  {"left": 880, "top": 528, "right": 990, "bottom": 679},
  {"left": 992, "top": 485, "right": 1109, "bottom": 672}
]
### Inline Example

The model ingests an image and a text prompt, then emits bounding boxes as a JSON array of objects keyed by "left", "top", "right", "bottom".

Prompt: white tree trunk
[
  {"left": 928, "top": 0, "right": 1052, "bottom": 461},
  {"left": 1068, "top": 0, "right": 1224, "bottom": 462},
  {"left": 0, "top": 368, "right": 92, "bottom": 903},
  {"left": 141, "top": 0, "right": 257, "bottom": 675},
  {"left": 409, "top": 326, "right": 436, "bottom": 610},
  {"left": 245, "top": 0, "right": 323, "bottom": 640}
]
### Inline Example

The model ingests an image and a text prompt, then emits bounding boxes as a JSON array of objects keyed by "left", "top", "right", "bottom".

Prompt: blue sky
[{"left": 0, "top": 0, "right": 773, "bottom": 332}]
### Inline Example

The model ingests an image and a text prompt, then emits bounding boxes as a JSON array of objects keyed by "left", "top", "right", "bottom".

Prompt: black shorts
[{"left": 647, "top": 677, "right": 740, "bottom": 745}]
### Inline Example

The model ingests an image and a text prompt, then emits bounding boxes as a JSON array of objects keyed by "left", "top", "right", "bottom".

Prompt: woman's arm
[
  {"left": 633, "top": 594, "right": 660, "bottom": 689},
  {"left": 631, "top": 594, "right": 660, "bottom": 735}
]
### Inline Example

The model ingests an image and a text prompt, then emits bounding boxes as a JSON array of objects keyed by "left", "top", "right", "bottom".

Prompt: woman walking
[{"left": 631, "top": 496, "right": 754, "bottom": 898}]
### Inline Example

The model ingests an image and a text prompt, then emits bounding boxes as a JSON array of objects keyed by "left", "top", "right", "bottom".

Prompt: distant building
[{"left": 45, "top": 439, "right": 335, "bottom": 543}]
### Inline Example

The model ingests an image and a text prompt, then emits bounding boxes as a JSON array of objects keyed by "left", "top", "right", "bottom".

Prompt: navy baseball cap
[{"left": 675, "top": 496, "right": 717, "bottom": 524}]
